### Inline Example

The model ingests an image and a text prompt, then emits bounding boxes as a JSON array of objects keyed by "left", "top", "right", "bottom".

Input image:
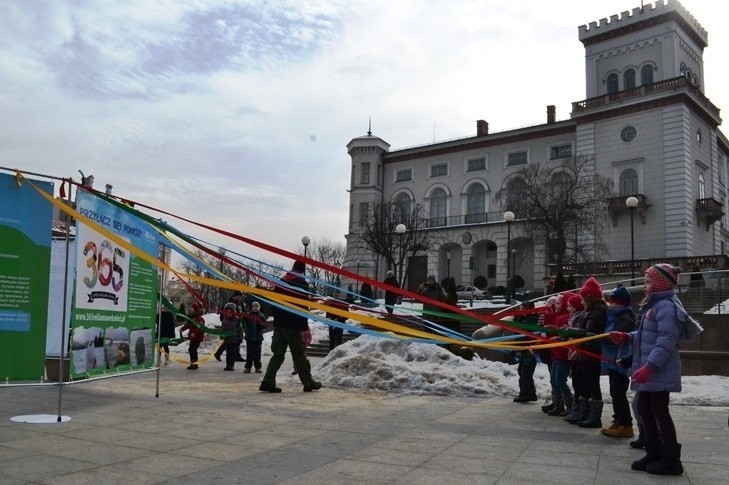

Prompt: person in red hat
[
  {"left": 180, "top": 302, "right": 206, "bottom": 370},
  {"left": 563, "top": 277, "right": 607, "bottom": 428}
]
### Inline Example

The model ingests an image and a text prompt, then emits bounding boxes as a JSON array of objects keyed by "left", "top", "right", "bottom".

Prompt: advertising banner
[
  {"left": 70, "top": 189, "right": 160, "bottom": 378},
  {"left": 0, "top": 172, "right": 53, "bottom": 381}
]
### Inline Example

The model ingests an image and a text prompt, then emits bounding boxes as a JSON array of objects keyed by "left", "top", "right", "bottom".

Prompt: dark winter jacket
[
  {"left": 418, "top": 281, "right": 446, "bottom": 313},
  {"left": 272, "top": 269, "right": 311, "bottom": 331},
  {"left": 601, "top": 306, "right": 636, "bottom": 374},
  {"left": 157, "top": 309, "right": 176, "bottom": 340},
  {"left": 629, "top": 290, "right": 702, "bottom": 392},
  {"left": 220, "top": 303, "right": 240, "bottom": 343},
  {"left": 384, "top": 275, "right": 400, "bottom": 305},
  {"left": 244, "top": 310, "right": 267, "bottom": 343},
  {"left": 570, "top": 300, "right": 607, "bottom": 362}
]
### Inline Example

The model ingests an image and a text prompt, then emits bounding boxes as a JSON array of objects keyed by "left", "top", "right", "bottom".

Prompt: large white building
[{"left": 344, "top": 1, "right": 728, "bottom": 294}]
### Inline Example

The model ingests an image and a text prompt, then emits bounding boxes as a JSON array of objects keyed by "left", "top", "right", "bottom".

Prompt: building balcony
[
  {"left": 696, "top": 197, "right": 725, "bottom": 231},
  {"left": 547, "top": 255, "right": 729, "bottom": 279},
  {"left": 424, "top": 211, "right": 515, "bottom": 229},
  {"left": 606, "top": 194, "right": 648, "bottom": 226},
  {"left": 572, "top": 76, "right": 721, "bottom": 121}
]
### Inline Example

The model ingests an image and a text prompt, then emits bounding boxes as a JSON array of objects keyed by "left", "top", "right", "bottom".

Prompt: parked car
[{"left": 455, "top": 285, "right": 486, "bottom": 300}]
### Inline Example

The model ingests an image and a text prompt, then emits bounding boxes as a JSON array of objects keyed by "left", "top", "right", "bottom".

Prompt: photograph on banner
[
  {"left": 0, "top": 172, "right": 53, "bottom": 382},
  {"left": 69, "top": 189, "right": 160, "bottom": 378}
]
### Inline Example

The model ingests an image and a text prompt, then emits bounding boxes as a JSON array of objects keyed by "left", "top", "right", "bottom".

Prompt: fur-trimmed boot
[
  {"left": 577, "top": 399, "right": 603, "bottom": 428},
  {"left": 631, "top": 442, "right": 662, "bottom": 471},
  {"left": 563, "top": 397, "right": 588, "bottom": 424},
  {"left": 646, "top": 443, "right": 684, "bottom": 475}
]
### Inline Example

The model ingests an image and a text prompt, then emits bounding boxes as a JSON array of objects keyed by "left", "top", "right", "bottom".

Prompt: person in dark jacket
[
  {"left": 214, "top": 292, "right": 246, "bottom": 363},
  {"left": 243, "top": 301, "right": 267, "bottom": 373},
  {"left": 609, "top": 263, "right": 702, "bottom": 476},
  {"left": 220, "top": 302, "right": 240, "bottom": 371},
  {"left": 565, "top": 277, "right": 607, "bottom": 428},
  {"left": 180, "top": 302, "right": 205, "bottom": 370},
  {"left": 600, "top": 286, "right": 636, "bottom": 438},
  {"left": 259, "top": 261, "right": 321, "bottom": 393},
  {"left": 511, "top": 301, "right": 540, "bottom": 403},
  {"left": 383, "top": 270, "right": 400, "bottom": 315},
  {"left": 157, "top": 305, "right": 176, "bottom": 366}
]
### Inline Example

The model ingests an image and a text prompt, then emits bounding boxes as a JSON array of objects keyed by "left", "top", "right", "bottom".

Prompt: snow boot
[
  {"left": 541, "top": 395, "right": 555, "bottom": 413},
  {"left": 564, "top": 397, "right": 588, "bottom": 424},
  {"left": 547, "top": 396, "right": 565, "bottom": 416},
  {"left": 578, "top": 399, "right": 603, "bottom": 428},
  {"left": 630, "top": 424, "right": 646, "bottom": 449},
  {"left": 646, "top": 443, "right": 684, "bottom": 475},
  {"left": 558, "top": 394, "right": 574, "bottom": 417},
  {"left": 631, "top": 442, "right": 661, "bottom": 471}
]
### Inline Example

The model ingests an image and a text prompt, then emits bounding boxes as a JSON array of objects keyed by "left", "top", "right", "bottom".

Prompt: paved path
[{"left": 2, "top": 357, "right": 727, "bottom": 484}]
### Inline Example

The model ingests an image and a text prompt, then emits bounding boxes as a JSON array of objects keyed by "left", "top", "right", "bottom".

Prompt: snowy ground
[{"left": 172, "top": 306, "right": 729, "bottom": 407}]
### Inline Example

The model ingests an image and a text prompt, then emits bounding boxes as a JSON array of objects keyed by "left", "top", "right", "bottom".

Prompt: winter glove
[
  {"left": 609, "top": 331, "right": 630, "bottom": 344},
  {"left": 632, "top": 366, "right": 651, "bottom": 384}
]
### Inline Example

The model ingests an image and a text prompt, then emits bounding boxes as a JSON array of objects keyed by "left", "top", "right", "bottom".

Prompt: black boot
[
  {"left": 630, "top": 424, "right": 646, "bottom": 449},
  {"left": 631, "top": 442, "right": 661, "bottom": 471},
  {"left": 577, "top": 399, "right": 603, "bottom": 428},
  {"left": 646, "top": 443, "right": 684, "bottom": 475},
  {"left": 541, "top": 395, "right": 555, "bottom": 413}
]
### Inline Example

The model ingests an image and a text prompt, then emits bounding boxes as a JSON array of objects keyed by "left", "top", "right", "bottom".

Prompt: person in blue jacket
[
  {"left": 600, "top": 286, "right": 636, "bottom": 438},
  {"left": 610, "top": 263, "right": 703, "bottom": 476},
  {"left": 243, "top": 301, "right": 268, "bottom": 373}
]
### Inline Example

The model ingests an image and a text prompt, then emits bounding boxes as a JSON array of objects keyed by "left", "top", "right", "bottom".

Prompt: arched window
[
  {"left": 506, "top": 177, "right": 528, "bottom": 219},
  {"left": 465, "top": 184, "right": 486, "bottom": 224},
  {"left": 624, "top": 69, "right": 636, "bottom": 89},
  {"left": 607, "top": 73, "right": 619, "bottom": 94},
  {"left": 698, "top": 173, "right": 706, "bottom": 199},
  {"left": 641, "top": 65, "right": 654, "bottom": 85},
  {"left": 393, "top": 193, "right": 411, "bottom": 225},
  {"left": 680, "top": 62, "right": 687, "bottom": 76},
  {"left": 619, "top": 169, "right": 639, "bottom": 196},
  {"left": 429, "top": 188, "right": 447, "bottom": 227}
]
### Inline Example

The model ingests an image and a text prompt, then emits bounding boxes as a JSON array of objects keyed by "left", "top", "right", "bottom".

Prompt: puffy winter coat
[
  {"left": 245, "top": 311, "right": 267, "bottom": 343},
  {"left": 629, "top": 290, "right": 684, "bottom": 392},
  {"left": 601, "top": 307, "right": 636, "bottom": 374},
  {"left": 272, "top": 270, "right": 311, "bottom": 331}
]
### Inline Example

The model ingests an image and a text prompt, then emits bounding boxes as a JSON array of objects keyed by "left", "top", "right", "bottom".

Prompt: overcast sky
[{"left": 1, "top": 0, "right": 726, "bottom": 263}]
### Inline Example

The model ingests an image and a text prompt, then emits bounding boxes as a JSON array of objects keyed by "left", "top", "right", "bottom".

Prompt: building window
[
  {"left": 506, "top": 177, "right": 528, "bottom": 218},
  {"left": 394, "top": 193, "right": 411, "bottom": 224},
  {"left": 698, "top": 173, "right": 706, "bottom": 199},
  {"left": 624, "top": 69, "right": 636, "bottom": 89},
  {"left": 507, "top": 151, "right": 528, "bottom": 167},
  {"left": 680, "top": 62, "right": 686, "bottom": 76},
  {"left": 487, "top": 264, "right": 496, "bottom": 279},
  {"left": 429, "top": 188, "right": 447, "bottom": 227},
  {"left": 696, "top": 129, "right": 702, "bottom": 144},
  {"left": 550, "top": 144, "right": 572, "bottom": 159},
  {"left": 607, "top": 73, "right": 619, "bottom": 94},
  {"left": 641, "top": 65, "right": 654, "bottom": 85},
  {"left": 619, "top": 168, "right": 639, "bottom": 196},
  {"left": 467, "top": 157, "right": 486, "bottom": 172},
  {"left": 465, "top": 184, "right": 486, "bottom": 224},
  {"left": 395, "top": 168, "right": 412, "bottom": 182},
  {"left": 621, "top": 126, "right": 637, "bottom": 142},
  {"left": 361, "top": 162, "right": 370, "bottom": 184},
  {"left": 358, "top": 202, "right": 369, "bottom": 226},
  {"left": 430, "top": 163, "right": 448, "bottom": 178}
]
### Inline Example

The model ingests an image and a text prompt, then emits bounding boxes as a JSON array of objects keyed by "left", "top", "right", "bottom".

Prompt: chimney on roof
[
  {"left": 105, "top": 184, "right": 113, "bottom": 195},
  {"left": 547, "top": 105, "right": 556, "bottom": 124},
  {"left": 476, "top": 119, "right": 489, "bottom": 136}
]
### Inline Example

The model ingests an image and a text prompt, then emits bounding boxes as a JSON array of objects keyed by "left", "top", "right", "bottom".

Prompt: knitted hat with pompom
[{"left": 579, "top": 276, "right": 603, "bottom": 299}]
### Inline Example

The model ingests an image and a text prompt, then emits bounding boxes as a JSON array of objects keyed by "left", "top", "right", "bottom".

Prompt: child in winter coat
[
  {"left": 609, "top": 263, "right": 703, "bottom": 475},
  {"left": 512, "top": 301, "right": 540, "bottom": 403},
  {"left": 180, "top": 302, "right": 206, "bottom": 370},
  {"left": 244, "top": 301, "right": 268, "bottom": 373},
  {"left": 601, "top": 286, "right": 636, "bottom": 438},
  {"left": 220, "top": 302, "right": 240, "bottom": 371},
  {"left": 544, "top": 293, "right": 575, "bottom": 416}
]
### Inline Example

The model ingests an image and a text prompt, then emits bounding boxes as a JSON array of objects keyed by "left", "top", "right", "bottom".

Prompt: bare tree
[
  {"left": 495, "top": 154, "right": 613, "bottom": 269},
  {"left": 360, "top": 202, "right": 433, "bottom": 287},
  {"left": 297, "top": 237, "right": 346, "bottom": 296}
]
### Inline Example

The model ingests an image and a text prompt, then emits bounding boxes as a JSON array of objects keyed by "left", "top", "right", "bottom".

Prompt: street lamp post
[
  {"left": 511, "top": 248, "right": 517, "bottom": 301},
  {"left": 626, "top": 196, "right": 638, "bottom": 286},
  {"left": 301, "top": 235, "right": 310, "bottom": 259},
  {"left": 503, "top": 211, "right": 515, "bottom": 304},
  {"left": 356, "top": 260, "right": 361, "bottom": 294},
  {"left": 395, "top": 224, "right": 407, "bottom": 288},
  {"left": 446, "top": 250, "right": 451, "bottom": 278}
]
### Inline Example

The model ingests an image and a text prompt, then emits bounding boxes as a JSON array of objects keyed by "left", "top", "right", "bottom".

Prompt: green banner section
[{"left": 0, "top": 173, "right": 53, "bottom": 381}]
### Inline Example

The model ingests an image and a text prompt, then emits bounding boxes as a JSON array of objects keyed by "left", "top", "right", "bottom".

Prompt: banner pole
[
  {"left": 155, "top": 243, "right": 168, "bottom": 398},
  {"left": 56, "top": 177, "right": 74, "bottom": 421}
]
